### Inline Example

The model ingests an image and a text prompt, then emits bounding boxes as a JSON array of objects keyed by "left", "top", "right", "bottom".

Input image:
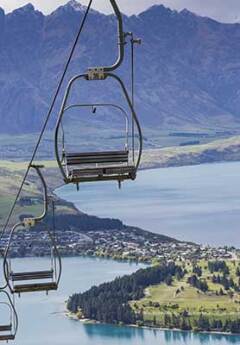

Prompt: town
[{"left": 0, "top": 225, "right": 238, "bottom": 263}]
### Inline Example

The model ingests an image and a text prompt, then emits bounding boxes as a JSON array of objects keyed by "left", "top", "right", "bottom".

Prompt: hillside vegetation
[
  {"left": 132, "top": 260, "right": 240, "bottom": 333},
  {"left": 68, "top": 260, "right": 240, "bottom": 334},
  {"left": 142, "top": 136, "right": 240, "bottom": 169},
  {"left": 0, "top": 160, "right": 60, "bottom": 226},
  {"left": 1, "top": 133, "right": 240, "bottom": 227},
  {"left": 0, "top": 161, "right": 115, "bottom": 230}
]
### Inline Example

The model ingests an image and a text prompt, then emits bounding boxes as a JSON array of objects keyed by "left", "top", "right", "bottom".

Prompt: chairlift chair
[
  {"left": 55, "top": 0, "right": 142, "bottom": 190},
  {"left": 3, "top": 165, "right": 62, "bottom": 296},
  {"left": 0, "top": 290, "right": 18, "bottom": 342},
  {"left": 55, "top": 76, "right": 142, "bottom": 190}
]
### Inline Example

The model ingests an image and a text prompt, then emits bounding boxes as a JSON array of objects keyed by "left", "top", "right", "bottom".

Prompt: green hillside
[{"left": 131, "top": 260, "right": 240, "bottom": 332}]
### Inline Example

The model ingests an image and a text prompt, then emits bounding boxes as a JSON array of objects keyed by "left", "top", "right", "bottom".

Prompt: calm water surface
[
  {"left": 2, "top": 257, "right": 239, "bottom": 345},
  {"left": 21, "top": 161, "right": 240, "bottom": 345},
  {"left": 57, "top": 162, "right": 240, "bottom": 247}
]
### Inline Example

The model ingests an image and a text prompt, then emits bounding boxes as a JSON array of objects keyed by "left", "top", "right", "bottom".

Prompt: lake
[
  {"left": 8, "top": 161, "right": 237, "bottom": 345},
  {"left": 57, "top": 162, "right": 240, "bottom": 247},
  {"left": 2, "top": 257, "right": 240, "bottom": 345}
]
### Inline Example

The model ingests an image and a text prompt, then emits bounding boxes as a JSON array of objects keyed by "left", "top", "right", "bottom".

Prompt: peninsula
[{"left": 68, "top": 259, "right": 240, "bottom": 334}]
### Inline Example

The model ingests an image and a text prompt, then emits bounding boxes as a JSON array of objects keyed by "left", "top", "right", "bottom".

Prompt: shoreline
[
  {"left": 6, "top": 254, "right": 148, "bottom": 265},
  {"left": 139, "top": 159, "right": 240, "bottom": 172},
  {"left": 65, "top": 311, "right": 240, "bottom": 337}
]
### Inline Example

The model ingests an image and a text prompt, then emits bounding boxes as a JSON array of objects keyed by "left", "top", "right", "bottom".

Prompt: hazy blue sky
[{"left": 0, "top": 0, "right": 239, "bottom": 23}]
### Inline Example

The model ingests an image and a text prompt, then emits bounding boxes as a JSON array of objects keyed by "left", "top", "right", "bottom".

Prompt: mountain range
[{"left": 0, "top": 1, "right": 240, "bottom": 134}]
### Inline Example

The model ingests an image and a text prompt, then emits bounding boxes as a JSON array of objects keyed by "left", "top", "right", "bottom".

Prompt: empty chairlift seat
[
  {"left": 0, "top": 291, "right": 18, "bottom": 342},
  {"left": 55, "top": 79, "right": 143, "bottom": 189},
  {"left": 3, "top": 165, "right": 62, "bottom": 296},
  {"left": 9, "top": 270, "right": 57, "bottom": 294},
  {"left": 64, "top": 150, "right": 136, "bottom": 183},
  {"left": 0, "top": 324, "right": 13, "bottom": 341}
]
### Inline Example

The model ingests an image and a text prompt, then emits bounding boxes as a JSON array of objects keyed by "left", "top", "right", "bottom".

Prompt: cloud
[{"left": 0, "top": 0, "right": 239, "bottom": 23}]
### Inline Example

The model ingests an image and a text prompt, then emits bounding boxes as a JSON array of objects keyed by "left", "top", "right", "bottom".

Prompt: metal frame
[
  {"left": 60, "top": 103, "right": 130, "bottom": 160},
  {"left": 3, "top": 166, "right": 62, "bottom": 295},
  {"left": 0, "top": 290, "right": 18, "bottom": 341},
  {"left": 88, "top": 0, "right": 125, "bottom": 74},
  {"left": 55, "top": 0, "right": 143, "bottom": 187},
  {"left": 3, "top": 222, "right": 62, "bottom": 295},
  {"left": 30, "top": 165, "right": 48, "bottom": 224},
  {"left": 55, "top": 73, "right": 143, "bottom": 184}
]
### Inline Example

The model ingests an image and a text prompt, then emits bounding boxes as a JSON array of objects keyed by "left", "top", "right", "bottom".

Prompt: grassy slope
[
  {"left": 1, "top": 133, "right": 240, "bottom": 174},
  {"left": 0, "top": 161, "right": 74, "bottom": 226},
  {"left": 132, "top": 260, "right": 240, "bottom": 325},
  {"left": 141, "top": 135, "right": 240, "bottom": 169},
  {"left": 1, "top": 134, "right": 240, "bottom": 173},
  {"left": 1, "top": 134, "right": 240, "bottom": 225}
]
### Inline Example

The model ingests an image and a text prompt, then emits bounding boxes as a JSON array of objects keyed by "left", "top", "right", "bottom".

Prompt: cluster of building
[{"left": 0, "top": 227, "right": 238, "bottom": 263}]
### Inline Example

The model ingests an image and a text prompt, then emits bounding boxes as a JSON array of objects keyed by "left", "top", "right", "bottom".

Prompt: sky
[{"left": 0, "top": 0, "right": 239, "bottom": 23}]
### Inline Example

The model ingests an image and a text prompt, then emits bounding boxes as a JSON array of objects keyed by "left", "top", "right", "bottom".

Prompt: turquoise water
[
  {"left": 57, "top": 162, "right": 240, "bottom": 247},
  {"left": 16, "top": 161, "right": 239, "bottom": 345},
  {"left": 3, "top": 257, "right": 240, "bottom": 345},
  {"left": 3, "top": 257, "right": 145, "bottom": 345}
]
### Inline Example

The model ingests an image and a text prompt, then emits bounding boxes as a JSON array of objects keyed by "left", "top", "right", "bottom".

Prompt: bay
[
  {"left": 1, "top": 257, "right": 239, "bottom": 345},
  {"left": 7, "top": 161, "right": 238, "bottom": 345},
  {"left": 57, "top": 162, "right": 240, "bottom": 247}
]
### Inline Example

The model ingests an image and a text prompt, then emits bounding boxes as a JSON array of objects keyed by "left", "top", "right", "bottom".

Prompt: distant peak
[
  {"left": 180, "top": 8, "right": 195, "bottom": 16},
  {"left": 18, "top": 3, "right": 35, "bottom": 12},
  {"left": 148, "top": 4, "right": 170, "bottom": 12},
  {"left": 139, "top": 4, "right": 176, "bottom": 17},
  {"left": 10, "top": 3, "right": 37, "bottom": 15},
  {"left": 66, "top": 0, "right": 87, "bottom": 12},
  {"left": 138, "top": 4, "right": 199, "bottom": 20},
  {"left": 51, "top": 0, "right": 100, "bottom": 16},
  {"left": 9, "top": 3, "right": 44, "bottom": 17}
]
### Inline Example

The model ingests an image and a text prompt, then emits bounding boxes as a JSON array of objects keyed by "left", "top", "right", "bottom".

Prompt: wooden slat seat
[
  {"left": 13, "top": 282, "right": 57, "bottom": 294},
  {"left": 65, "top": 150, "right": 129, "bottom": 166},
  {"left": 0, "top": 325, "right": 12, "bottom": 332},
  {"left": 11, "top": 270, "right": 53, "bottom": 282},
  {"left": 63, "top": 150, "right": 136, "bottom": 184},
  {"left": 0, "top": 335, "right": 15, "bottom": 341},
  {"left": 69, "top": 165, "right": 136, "bottom": 183},
  {"left": 71, "top": 165, "right": 135, "bottom": 177}
]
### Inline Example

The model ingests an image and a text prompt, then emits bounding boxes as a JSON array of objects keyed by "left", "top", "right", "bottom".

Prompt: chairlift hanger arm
[
  {"left": 29, "top": 165, "right": 48, "bottom": 223},
  {"left": 107, "top": 73, "right": 143, "bottom": 170},
  {"left": 88, "top": 0, "right": 125, "bottom": 77},
  {"left": 107, "top": 0, "right": 125, "bottom": 71},
  {"left": 48, "top": 228, "right": 62, "bottom": 288}
]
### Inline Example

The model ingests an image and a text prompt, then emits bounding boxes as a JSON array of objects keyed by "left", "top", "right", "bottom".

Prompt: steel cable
[{"left": 0, "top": 0, "right": 93, "bottom": 241}]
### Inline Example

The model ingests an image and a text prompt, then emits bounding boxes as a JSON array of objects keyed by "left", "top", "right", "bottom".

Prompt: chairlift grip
[{"left": 87, "top": 0, "right": 125, "bottom": 77}]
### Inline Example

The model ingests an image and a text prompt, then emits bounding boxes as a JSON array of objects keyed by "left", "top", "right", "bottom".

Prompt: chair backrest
[
  {"left": 65, "top": 150, "right": 129, "bottom": 166},
  {"left": 0, "top": 334, "right": 15, "bottom": 341},
  {"left": 0, "top": 325, "right": 12, "bottom": 332},
  {"left": 11, "top": 270, "right": 54, "bottom": 282}
]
